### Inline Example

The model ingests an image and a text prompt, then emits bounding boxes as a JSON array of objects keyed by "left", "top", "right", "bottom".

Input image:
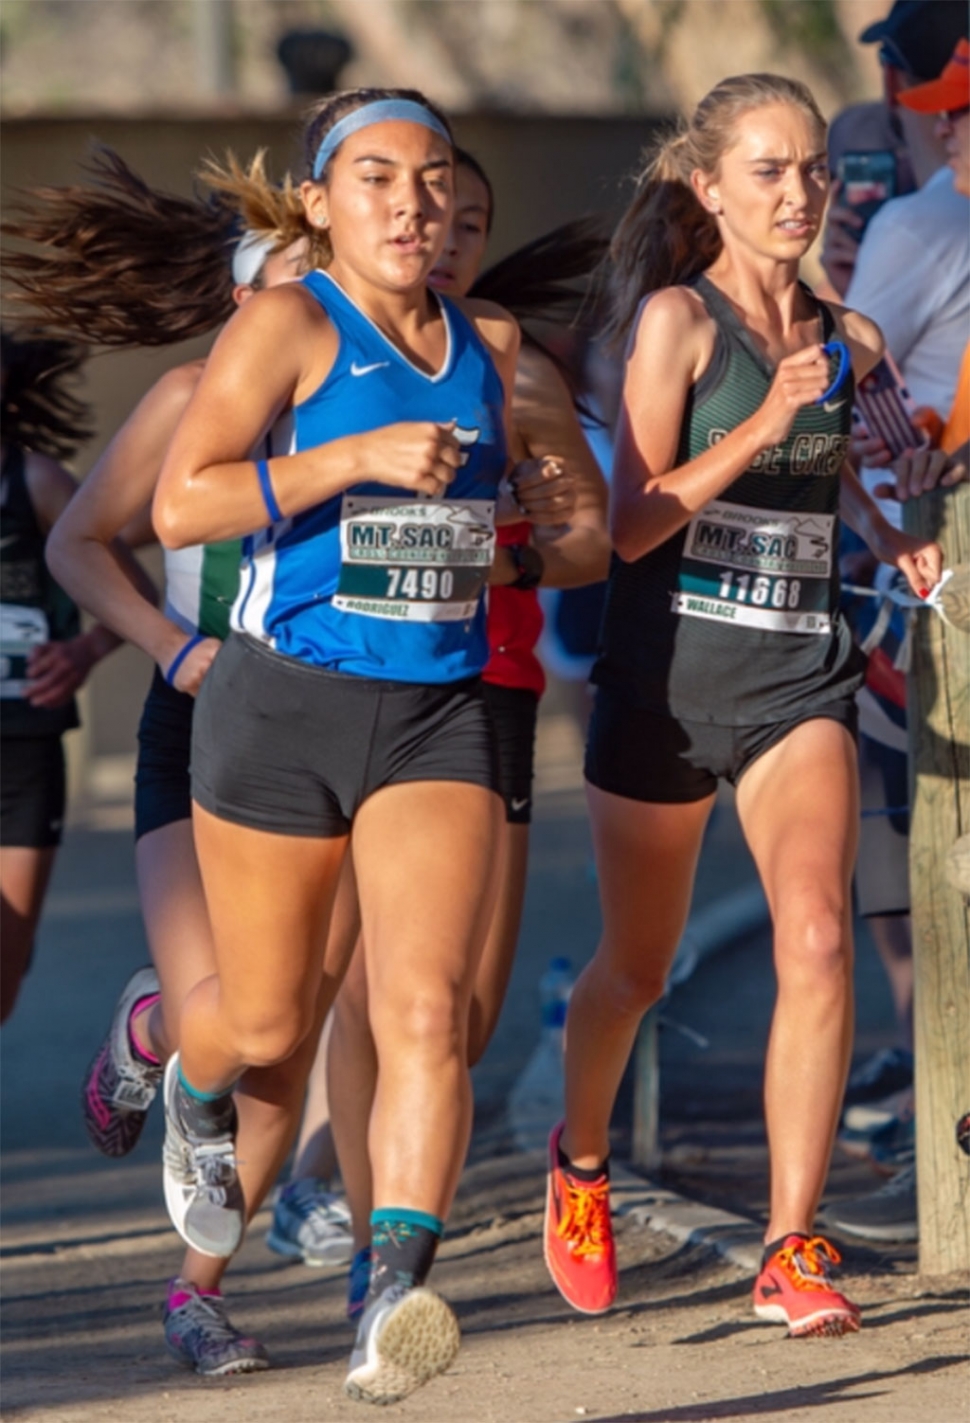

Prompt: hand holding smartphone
[{"left": 836, "top": 150, "right": 897, "bottom": 236}]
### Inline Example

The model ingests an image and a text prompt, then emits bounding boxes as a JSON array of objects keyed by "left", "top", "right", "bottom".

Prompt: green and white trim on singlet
[{"left": 164, "top": 540, "right": 244, "bottom": 641}]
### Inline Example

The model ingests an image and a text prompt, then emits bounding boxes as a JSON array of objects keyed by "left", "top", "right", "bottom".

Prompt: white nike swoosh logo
[
  {"left": 822, "top": 399, "right": 844, "bottom": 413},
  {"left": 350, "top": 361, "right": 391, "bottom": 377},
  {"left": 511, "top": 797, "right": 530, "bottom": 812}
]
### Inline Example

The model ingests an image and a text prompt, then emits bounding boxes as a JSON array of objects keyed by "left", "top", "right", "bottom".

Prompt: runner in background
[
  {"left": 1, "top": 330, "right": 138, "bottom": 1023},
  {"left": 321, "top": 149, "right": 610, "bottom": 1320},
  {"left": 543, "top": 73, "right": 942, "bottom": 1340},
  {"left": 822, "top": 35, "right": 970, "bottom": 1247},
  {"left": 9, "top": 150, "right": 353, "bottom": 1374},
  {"left": 152, "top": 88, "right": 571, "bottom": 1404}
]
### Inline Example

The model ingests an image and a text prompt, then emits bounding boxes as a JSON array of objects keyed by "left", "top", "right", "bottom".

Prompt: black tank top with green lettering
[
  {"left": 592, "top": 276, "right": 865, "bottom": 725},
  {"left": 0, "top": 445, "right": 81, "bottom": 738}
]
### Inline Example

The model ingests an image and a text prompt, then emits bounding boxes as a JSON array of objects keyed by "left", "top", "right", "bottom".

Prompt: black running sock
[
  {"left": 761, "top": 1232, "right": 809, "bottom": 1267},
  {"left": 366, "top": 1209, "right": 444, "bottom": 1305},
  {"left": 557, "top": 1143, "right": 609, "bottom": 1183},
  {"left": 175, "top": 1069, "right": 236, "bottom": 1139}
]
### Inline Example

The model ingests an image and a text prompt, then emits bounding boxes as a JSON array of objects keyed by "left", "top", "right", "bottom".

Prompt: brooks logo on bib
[
  {"left": 334, "top": 496, "right": 496, "bottom": 622},
  {"left": 672, "top": 500, "right": 833, "bottom": 634}
]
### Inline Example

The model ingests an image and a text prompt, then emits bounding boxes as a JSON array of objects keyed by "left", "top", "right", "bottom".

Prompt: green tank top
[{"left": 593, "top": 276, "right": 865, "bottom": 725}]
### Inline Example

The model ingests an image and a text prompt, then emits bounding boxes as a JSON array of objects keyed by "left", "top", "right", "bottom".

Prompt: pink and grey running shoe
[{"left": 82, "top": 965, "right": 163, "bottom": 1157}]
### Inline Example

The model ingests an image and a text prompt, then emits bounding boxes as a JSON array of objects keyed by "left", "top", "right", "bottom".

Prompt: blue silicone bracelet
[
  {"left": 256, "top": 458, "right": 283, "bottom": 524},
  {"left": 815, "top": 340, "right": 851, "bottom": 406},
  {"left": 164, "top": 634, "right": 205, "bottom": 687}
]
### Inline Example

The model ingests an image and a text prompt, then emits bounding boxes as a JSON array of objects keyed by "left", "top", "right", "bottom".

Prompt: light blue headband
[{"left": 312, "top": 99, "right": 452, "bottom": 181}]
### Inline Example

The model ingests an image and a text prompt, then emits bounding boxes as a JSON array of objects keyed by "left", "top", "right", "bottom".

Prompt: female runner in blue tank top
[
  {"left": 542, "top": 75, "right": 943, "bottom": 1340},
  {"left": 153, "top": 88, "right": 548, "bottom": 1404}
]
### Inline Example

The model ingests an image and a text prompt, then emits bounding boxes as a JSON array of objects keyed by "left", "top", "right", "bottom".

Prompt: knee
[
  {"left": 776, "top": 900, "right": 850, "bottom": 986},
  {"left": 228, "top": 1004, "right": 314, "bottom": 1069},
  {"left": 582, "top": 952, "right": 666, "bottom": 1020},
  {"left": 373, "top": 986, "right": 465, "bottom": 1061}
]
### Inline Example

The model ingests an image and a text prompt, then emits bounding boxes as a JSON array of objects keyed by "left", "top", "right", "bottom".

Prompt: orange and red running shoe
[
  {"left": 753, "top": 1233, "right": 861, "bottom": 1337},
  {"left": 543, "top": 1122, "right": 617, "bottom": 1315}
]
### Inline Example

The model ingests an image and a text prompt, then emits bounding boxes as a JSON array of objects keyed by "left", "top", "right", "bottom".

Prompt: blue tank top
[{"left": 232, "top": 271, "right": 507, "bottom": 683}]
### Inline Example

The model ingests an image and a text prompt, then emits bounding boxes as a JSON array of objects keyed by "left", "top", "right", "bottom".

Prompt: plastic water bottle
[{"left": 508, "top": 956, "right": 574, "bottom": 1152}]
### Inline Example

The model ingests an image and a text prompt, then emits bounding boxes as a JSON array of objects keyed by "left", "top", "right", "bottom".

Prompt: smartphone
[{"left": 837, "top": 150, "right": 896, "bottom": 234}]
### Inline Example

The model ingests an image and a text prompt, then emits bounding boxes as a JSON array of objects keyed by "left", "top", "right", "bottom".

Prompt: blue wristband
[
  {"left": 255, "top": 458, "right": 283, "bottom": 524},
  {"left": 165, "top": 634, "right": 205, "bottom": 687}
]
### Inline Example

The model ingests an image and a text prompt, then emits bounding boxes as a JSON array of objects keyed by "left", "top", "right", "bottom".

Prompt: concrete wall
[{"left": 2, "top": 110, "right": 664, "bottom": 777}]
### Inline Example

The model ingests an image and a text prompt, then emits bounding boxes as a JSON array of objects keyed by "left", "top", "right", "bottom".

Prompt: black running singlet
[
  {"left": 592, "top": 277, "right": 865, "bottom": 725},
  {"left": 0, "top": 446, "right": 81, "bottom": 738}
]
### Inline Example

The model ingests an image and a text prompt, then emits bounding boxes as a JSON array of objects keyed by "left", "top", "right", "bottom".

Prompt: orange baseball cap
[{"left": 899, "top": 38, "right": 970, "bottom": 113}]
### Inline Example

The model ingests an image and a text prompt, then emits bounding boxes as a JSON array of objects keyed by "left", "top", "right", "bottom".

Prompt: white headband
[{"left": 231, "top": 231, "right": 277, "bottom": 288}]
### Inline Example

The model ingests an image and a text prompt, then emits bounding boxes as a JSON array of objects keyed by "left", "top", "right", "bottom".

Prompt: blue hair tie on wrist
[
  {"left": 815, "top": 340, "right": 851, "bottom": 406},
  {"left": 165, "top": 634, "right": 205, "bottom": 687},
  {"left": 256, "top": 458, "right": 283, "bottom": 524},
  {"left": 312, "top": 99, "right": 452, "bottom": 180}
]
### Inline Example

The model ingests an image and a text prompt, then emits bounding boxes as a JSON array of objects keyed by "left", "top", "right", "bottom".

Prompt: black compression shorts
[
  {"left": 482, "top": 682, "right": 539, "bottom": 824},
  {"left": 191, "top": 633, "right": 500, "bottom": 838},
  {"left": 585, "top": 689, "right": 858, "bottom": 804},
  {"left": 134, "top": 668, "right": 194, "bottom": 841},
  {"left": 0, "top": 735, "right": 66, "bottom": 848}
]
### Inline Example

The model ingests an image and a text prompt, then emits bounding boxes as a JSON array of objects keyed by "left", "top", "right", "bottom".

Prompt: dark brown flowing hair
[
  {"left": 1, "top": 329, "right": 93, "bottom": 460},
  {"left": 1, "top": 148, "right": 302, "bottom": 348},
  {"left": 605, "top": 73, "right": 826, "bottom": 349}
]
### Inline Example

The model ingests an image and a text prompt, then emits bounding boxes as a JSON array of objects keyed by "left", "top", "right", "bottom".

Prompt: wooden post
[
  {"left": 905, "top": 483, "right": 970, "bottom": 1275},
  {"left": 632, "top": 1005, "right": 661, "bottom": 1174}
]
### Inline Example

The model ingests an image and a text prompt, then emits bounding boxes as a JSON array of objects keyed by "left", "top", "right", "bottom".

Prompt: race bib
[
  {"left": 672, "top": 500, "right": 834, "bottom": 635},
  {"left": 0, "top": 604, "right": 49, "bottom": 697},
  {"left": 333, "top": 496, "right": 496, "bottom": 623}
]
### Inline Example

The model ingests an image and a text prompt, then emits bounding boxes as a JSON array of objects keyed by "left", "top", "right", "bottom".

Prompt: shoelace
[
  {"left": 776, "top": 1236, "right": 842, "bottom": 1291},
  {"left": 193, "top": 1141, "right": 238, "bottom": 1205},
  {"left": 179, "top": 1292, "right": 245, "bottom": 1348},
  {"left": 112, "top": 1060, "right": 161, "bottom": 1111},
  {"left": 556, "top": 1176, "right": 611, "bottom": 1258}
]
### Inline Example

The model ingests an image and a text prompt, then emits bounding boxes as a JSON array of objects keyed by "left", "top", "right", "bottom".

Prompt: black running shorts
[
  {"left": 134, "top": 668, "right": 194, "bottom": 841},
  {"left": 585, "top": 689, "right": 858, "bottom": 804},
  {"left": 0, "top": 734, "right": 66, "bottom": 848},
  {"left": 482, "top": 682, "right": 539, "bottom": 825},
  {"left": 191, "top": 633, "right": 500, "bottom": 837}
]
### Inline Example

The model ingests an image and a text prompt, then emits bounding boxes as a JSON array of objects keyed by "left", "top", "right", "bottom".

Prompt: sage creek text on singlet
[
  {"left": 593, "top": 277, "right": 864, "bottom": 725},
  {"left": 232, "top": 271, "right": 507, "bottom": 683}
]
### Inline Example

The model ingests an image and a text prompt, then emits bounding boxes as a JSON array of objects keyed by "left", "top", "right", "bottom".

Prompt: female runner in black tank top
[
  {"left": 0, "top": 332, "right": 130, "bottom": 1023},
  {"left": 543, "top": 75, "right": 942, "bottom": 1339}
]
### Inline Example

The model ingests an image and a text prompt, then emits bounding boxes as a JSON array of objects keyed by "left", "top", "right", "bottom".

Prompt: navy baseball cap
[{"left": 860, "top": 1, "right": 969, "bottom": 81}]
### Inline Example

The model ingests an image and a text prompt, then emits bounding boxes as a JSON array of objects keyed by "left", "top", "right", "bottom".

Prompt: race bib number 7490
[
  {"left": 334, "top": 496, "right": 496, "bottom": 623},
  {"left": 672, "top": 500, "right": 834, "bottom": 635}
]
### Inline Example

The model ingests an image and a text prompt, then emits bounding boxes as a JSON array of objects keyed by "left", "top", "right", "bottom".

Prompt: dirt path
[{"left": 3, "top": 1150, "right": 967, "bottom": 1423}]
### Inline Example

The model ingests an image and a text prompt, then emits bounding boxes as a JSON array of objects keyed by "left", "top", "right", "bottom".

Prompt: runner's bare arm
[
  {"left": 462, "top": 297, "right": 528, "bottom": 528},
  {"left": 840, "top": 463, "right": 943, "bottom": 594},
  {"left": 27, "top": 453, "right": 151, "bottom": 706},
  {"left": 46, "top": 366, "right": 203, "bottom": 673},
  {"left": 155, "top": 285, "right": 463, "bottom": 548},
  {"left": 496, "top": 345, "right": 610, "bottom": 588},
  {"left": 611, "top": 288, "right": 831, "bottom": 562}
]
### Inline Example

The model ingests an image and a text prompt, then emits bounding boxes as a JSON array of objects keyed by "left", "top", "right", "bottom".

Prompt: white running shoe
[
  {"left": 343, "top": 1283, "right": 460, "bottom": 1405},
  {"left": 162, "top": 1055, "right": 245, "bottom": 1259}
]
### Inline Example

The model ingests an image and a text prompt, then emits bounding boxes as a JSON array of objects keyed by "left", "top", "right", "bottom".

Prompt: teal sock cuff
[
  {"left": 371, "top": 1207, "right": 445, "bottom": 1238},
  {"left": 177, "top": 1065, "right": 233, "bottom": 1104}
]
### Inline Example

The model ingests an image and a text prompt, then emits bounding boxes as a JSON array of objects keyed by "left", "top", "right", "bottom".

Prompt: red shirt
[{"left": 483, "top": 521, "right": 545, "bottom": 695}]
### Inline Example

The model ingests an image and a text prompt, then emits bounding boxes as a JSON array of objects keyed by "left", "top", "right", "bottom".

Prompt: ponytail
[
  {"left": 1, "top": 329, "right": 93, "bottom": 461},
  {"left": 2, "top": 147, "right": 238, "bottom": 346}
]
